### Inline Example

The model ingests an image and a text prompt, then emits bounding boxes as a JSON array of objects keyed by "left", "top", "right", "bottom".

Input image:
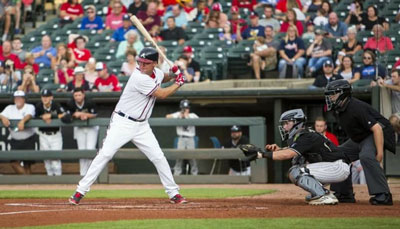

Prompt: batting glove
[
  {"left": 175, "top": 73, "right": 185, "bottom": 86},
  {"left": 170, "top": 65, "right": 181, "bottom": 77}
]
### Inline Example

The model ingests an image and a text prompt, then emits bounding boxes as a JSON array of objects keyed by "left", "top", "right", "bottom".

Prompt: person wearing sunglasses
[
  {"left": 80, "top": 5, "right": 104, "bottom": 34},
  {"left": 359, "top": 50, "right": 386, "bottom": 83}
]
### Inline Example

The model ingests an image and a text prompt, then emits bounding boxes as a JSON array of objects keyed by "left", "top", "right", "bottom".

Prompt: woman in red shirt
[
  {"left": 60, "top": 0, "right": 84, "bottom": 26},
  {"left": 69, "top": 36, "right": 92, "bottom": 65},
  {"left": 280, "top": 9, "right": 304, "bottom": 36},
  {"left": 276, "top": 0, "right": 302, "bottom": 14}
]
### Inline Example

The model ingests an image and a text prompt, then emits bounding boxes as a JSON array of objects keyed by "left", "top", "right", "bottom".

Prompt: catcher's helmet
[
  {"left": 137, "top": 47, "right": 159, "bottom": 63},
  {"left": 324, "top": 79, "right": 352, "bottom": 111},
  {"left": 278, "top": 109, "right": 306, "bottom": 141},
  {"left": 180, "top": 99, "right": 190, "bottom": 109}
]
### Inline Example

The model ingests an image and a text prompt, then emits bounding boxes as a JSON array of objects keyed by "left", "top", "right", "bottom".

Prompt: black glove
[
  {"left": 61, "top": 113, "right": 72, "bottom": 123},
  {"left": 239, "top": 144, "right": 273, "bottom": 162}
]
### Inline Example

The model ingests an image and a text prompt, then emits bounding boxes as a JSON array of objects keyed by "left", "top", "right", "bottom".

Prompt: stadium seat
[
  {"left": 198, "top": 59, "right": 219, "bottom": 81},
  {"left": 227, "top": 45, "right": 253, "bottom": 78},
  {"left": 108, "top": 59, "right": 125, "bottom": 76}
]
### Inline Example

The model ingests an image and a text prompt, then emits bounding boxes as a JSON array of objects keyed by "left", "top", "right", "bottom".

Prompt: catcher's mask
[
  {"left": 324, "top": 79, "right": 352, "bottom": 111},
  {"left": 278, "top": 109, "right": 306, "bottom": 141}
]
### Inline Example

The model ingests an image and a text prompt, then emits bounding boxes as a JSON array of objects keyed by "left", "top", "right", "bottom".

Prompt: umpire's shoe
[
  {"left": 369, "top": 193, "right": 393, "bottom": 205},
  {"left": 69, "top": 192, "right": 84, "bottom": 205},
  {"left": 333, "top": 192, "right": 356, "bottom": 203},
  {"left": 170, "top": 194, "right": 188, "bottom": 204}
]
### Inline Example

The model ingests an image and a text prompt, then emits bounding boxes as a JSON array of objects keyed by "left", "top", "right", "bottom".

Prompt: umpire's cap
[
  {"left": 180, "top": 99, "right": 190, "bottom": 109},
  {"left": 137, "top": 47, "right": 159, "bottom": 63},
  {"left": 231, "top": 125, "right": 242, "bottom": 132}
]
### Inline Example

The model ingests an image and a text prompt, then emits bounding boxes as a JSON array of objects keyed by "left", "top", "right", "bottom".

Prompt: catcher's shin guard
[{"left": 288, "top": 165, "right": 326, "bottom": 198}]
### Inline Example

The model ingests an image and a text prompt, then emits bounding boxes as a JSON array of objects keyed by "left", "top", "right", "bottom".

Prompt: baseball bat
[{"left": 130, "top": 15, "right": 174, "bottom": 68}]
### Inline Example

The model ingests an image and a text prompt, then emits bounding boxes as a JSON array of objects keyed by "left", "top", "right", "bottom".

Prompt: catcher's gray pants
[
  {"left": 174, "top": 137, "right": 198, "bottom": 175},
  {"left": 333, "top": 135, "right": 390, "bottom": 195}
]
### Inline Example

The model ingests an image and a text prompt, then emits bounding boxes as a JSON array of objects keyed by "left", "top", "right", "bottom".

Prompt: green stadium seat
[
  {"left": 108, "top": 59, "right": 125, "bottom": 75},
  {"left": 41, "top": 83, "right": 63, "bottom": 92},
  {"left": 36, "top": 68, "right": 55, "bottom": 84},
  {"left": 198, "top": 59, "right": 218, "bottom": 81},
  {"left": 356, "top": 30, "right": 373, "bottom": 44},
  {"left": 227, "top": 45, "right": 252, "bottom": 78}
]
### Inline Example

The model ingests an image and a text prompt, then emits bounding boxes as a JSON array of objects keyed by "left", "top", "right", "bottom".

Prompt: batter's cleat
[
  {"left": 308, "top": 194, "right": 338, "bottom": 205},
  {"left": 69, "top": 192, "right": 84, "bottom": 205},
  {"left": 170, "top": 194, "right": 188, "bottom": 204},
  {"left": 369, "top": 193, "right": 393, "bottom": 206},
  {"left": 333, "top": 192, "right": 356, "bottom": 203}
]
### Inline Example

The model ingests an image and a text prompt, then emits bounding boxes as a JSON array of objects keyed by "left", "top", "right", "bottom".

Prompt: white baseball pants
[
  {"left": 306, "top": 160, "right": 350, "bottom": 184},
  {"left": 174, "top": 137, "right": 198, "bottom": 175},
  {"left": 75, "top": 126, "right": 99, "bottom": 176},
  {"left": 39, "top": 131, "right": 62, "bottom": 176},
  {"left": 76, "top": 114, "right": 180, "bottom": 198}
]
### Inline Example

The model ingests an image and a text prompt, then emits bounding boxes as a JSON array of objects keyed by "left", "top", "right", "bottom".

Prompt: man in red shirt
[
  {"left": 229, "top": 6, "right": 247, "bottom": 35},
  {"left": 137, "top": 1, "right": 161, "bottom": 36},
  {"left": 0, "top": 41, "right": 23, "bottom": 70},
  {"left": 59, "top": 0, "right": 84, "bottom": 26},
  {"left": 93, "top": 62, "right": 121, "bottom": 92},
  {"left": 314, "top": 116, "right": 339, "bottom": 146},
  {"left": 68, "top": 36, "right": 92, "bottom": 64},
  {"left": 232, "top": 0, "right": 257, "bottom": 11}
]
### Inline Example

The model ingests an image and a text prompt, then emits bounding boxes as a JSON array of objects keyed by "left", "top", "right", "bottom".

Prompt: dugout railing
[{"left": 0, "top": 117, "right": 266, "bottom": 184}]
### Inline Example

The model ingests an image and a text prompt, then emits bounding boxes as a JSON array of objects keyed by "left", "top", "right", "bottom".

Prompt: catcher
[{"left": 240, "top": 109, "right": 350, "bottom": 205}]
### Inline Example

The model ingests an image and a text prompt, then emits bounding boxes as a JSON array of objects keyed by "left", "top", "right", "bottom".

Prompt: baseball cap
[
  {"left": 323, "top": 60, "right": 333, "bottom": 67},
  {"left": 41, "top": 89, "right": 53, "bottom": 97},
  {"left": 95, "top": 62, "right": 107, "bottom": 71},
  {"left": 212, "top": 3, "right": 222, "bottom": 12},
  {"left": 315, "top": 29, "right": 327, "bottom": 35},
  {"left": 231, "top": 125, "right": 242, "bottom": 132},
  {"left": 250, "top": 11, "right": 259, "bottom": 19},
  {"left": 183, "top": 45, "right": 193, "bottom": 53},
  {"left": 231, "top": 6, "right": 239, "bottom": 13},
  {"left": 74, "top": 66, "right": 85, "bottom": 74},
  {"left": 13, "top": 90, "right": 25, "bottom": 97},
  {"left": 123, "top": 14, "right": 130, "bottom": 21}
]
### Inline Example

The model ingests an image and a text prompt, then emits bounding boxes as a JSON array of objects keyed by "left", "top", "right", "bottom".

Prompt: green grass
[
  {"left": 20, "top": 218, "right": 400, "bottom": 229},
  {"left": 0, "top": 188, "right": 274, "bottom": 199}
]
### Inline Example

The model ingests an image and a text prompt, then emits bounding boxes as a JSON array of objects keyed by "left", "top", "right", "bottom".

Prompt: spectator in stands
[
  {"left": 0, "top": 90, "right": 36, "bottom": 174},
  {"left": 314, "top": 116, "right": 339, "bottom": 146},
  {"left": 335, "top": 27, "right": 362, "bottom": 68},
  {"left": 280, "top": 8, "right": 304, "bottom": 36},
  {"left": 344, "top": 0, "right": 363, "bottom": 27},
  {"left": 93, "top": 62, "right": 121, "bottom": 92},
  {"left": 219, "top": 23, "right": 236, "bottom": 41},
  {"left": 106, "top": 1, "right": 126, "bottom": 30},
  {"left": 192, "top": 0, "right": 209, "bottom": 22},
  {"left": 163, "top": 4, "right": 188, "bottom": 29},
  {"left": 80, "top": 5, "right": 104, "bottom": 33},
  {"left": 32, "top": 35, "right": 57, "bottom": 69},
  {"left": 54, "top": 58, "right": 73, "bottom": 87},
  {"left": 389, "top": 113, "right": 400, "bottom": 135},
  {"left": 17, "top": 65, "right": 40, "bottom": 93},
  {"left": 232, "top": 0, "right": 257, "bottom": 11},
  {"left": 359, "top": 50, "right": 386, "bottom": 81},
  {"left": 311, "top": 59, "right": 343, "bottom": 88},
  {"left": 84, "top": 57, "right": 98, "bottom": 89},
  {"left": 116, "top": 30, "right": 144, "bottom": 59},
  {"left": 69, "top": 36, "right": 92, "bottom": 65},
  {"left": 305, "top": 29, "right": 332, "bottom": 77},
  {"left": 259, "top": 4, "right": 280, "bottom": 33},
  {"left": 378, "top": 69, "right": 400, "bottom": 113},
  {"left": 229, "top": 6, "right": 247, "bottom": 36},
  {"left": 324, "top": 12, "right": 347, "bottom": 40},
  {"left": 59, "top": 0, "right": 84, "bottom": 27},
  {"left": 0, "top": 59, "right": 20, "bottom": 89},
  {"left": 175, "top": 55, "right": 197, "bottom": 83},
  {"left": 302, "top": 22, "right": 315, "bottom": 40},
  {"left": 35, "top": 89, "right": 65, "bottom": 176},
  {"left": 128, "top": 0, "right": 147, "bottom": 16},
  {"left": 160, "top": 16, "right": 186, "bottom": 45},
  {"left": 205, "top": 3, "right": 228, "bottom": 29},
  {"left": 157, "top": 46, "right": 170, "bottom": 74},
  {"left": 275, "top": 0, "right": 302, "bottom": 14},
  {"left": 249, "top": 26, "right": 279, "bottom": 80},
  {"left": 313, "top": 8, "right": 328, "bottom": 27},
  {"left": 182, "top": 45, "right": 201, "bottom": 82},
  {"left": 223, "top": 125, "right": 251, "bottom": 176},
  {"left": 66, "top": 66, "right": 90, "bottom": 92},
  {"left": 51, "top": 43, "right": 72, "bottom": 71},
  {"left": 237, "top": 12, "right": 265, "bottom": 41},
  {"left": 23, "top": 53, "right": 40, "bottom": 75},
  {"left": 67, "top": 87, "right": 98, "bottom": 176},
  {"left": 364, "top": 24, "right": 393, "bottom": 54},
  {"left": 205, "top": 11, "right": 220, "bottom": 28},
  {"left": 121, "top": 49, "right": 137, "bottom": 77},
  {"left": 0, "top": 40, "right": 23, "bottom": 70},
  {"left": 321, "top": 0, "right": 332, "bottom": 15},
  {"left": 0, "top": 61, "right": 6, "bottom": 86},
  {"left": 1, "top": 0, "right": 22, "bottom": 41},
  {"left": 111, "top": 15, "right": 136, "bottom": 42},
  {"left": 278, "top": 25, "right": 306, "bottom": 78},
  {"left": 11, "top": 37, "right": 26, "bottom": 62},
  {"left": 137, "top": 1, "right": 161, "bottom": 35},
  {"left": 303, "top": 0, "right": 322, "bottom": 14},
  {"left": 359, "top": 5, "right": 389, "bottom": 31},
  {"left": 107, "top": 0, "right": 128, "bottom": 16},
  {"left": 335, "top": 55, "right": 361, "bottom": 84}
]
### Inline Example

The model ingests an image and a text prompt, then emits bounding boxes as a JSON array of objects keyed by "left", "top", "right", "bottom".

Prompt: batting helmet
[
  {"left": 137, "top": 47, "right": 159, "bottom": 63},
  {"left": 278, "top": 109, "right": 307, "bottom": 141},
  {"left": 180, "top": 99, "right": 190, "bottom": 109},
  {"left": 324, "top": 79, "right": 352, "bottom": 111}
]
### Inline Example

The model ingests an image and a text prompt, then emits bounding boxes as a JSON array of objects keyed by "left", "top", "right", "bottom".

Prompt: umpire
[
  {"left": 36, "top": 89, "right": 67, "bottom": 176},
  {"left": 325, "top": 80, "right": 395, "bottom": 205}
]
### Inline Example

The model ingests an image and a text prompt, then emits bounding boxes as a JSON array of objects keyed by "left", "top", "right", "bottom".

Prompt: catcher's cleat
[
  {"left": 170, "top": 194, "right": 188, "bottom": 204},
  {"left": 69, "top": 192, "right": 84, "bottom": 205},
  {"left": 308, "top": 194, "right": 338, "bottom": 205}
]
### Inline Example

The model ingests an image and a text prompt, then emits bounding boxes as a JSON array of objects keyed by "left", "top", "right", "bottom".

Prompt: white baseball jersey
[
  {"left": 115, "top": 67, "right": 164, "bottom": 120},
  {"left": 1, "top": 103, "right": 36, "bottom": 140},
  {"left": 169, "top": 111, "right": 198, "bottom": 137}
]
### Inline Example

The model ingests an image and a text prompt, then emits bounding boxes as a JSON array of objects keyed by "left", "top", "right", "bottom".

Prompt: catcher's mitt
[{"left": 239, "top": 144, "right": 263, "bottom": 162}]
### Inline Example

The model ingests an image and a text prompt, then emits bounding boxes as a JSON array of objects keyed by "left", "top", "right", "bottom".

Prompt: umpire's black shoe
[
  {"left": 333, "top": 192, "right": 356, "bottom": 203},
  {"left": 369, "top": 193, "right": 393, "bottom": 205}
]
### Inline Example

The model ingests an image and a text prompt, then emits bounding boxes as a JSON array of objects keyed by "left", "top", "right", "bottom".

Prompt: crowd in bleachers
[{"left": 1, "top": 0, "right": 400, "bottom": 92}]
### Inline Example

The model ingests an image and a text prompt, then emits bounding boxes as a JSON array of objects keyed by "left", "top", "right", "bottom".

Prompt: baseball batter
[
  {"left": 69, "top": 47, "right": 187, "bottom": 205},
  {"left": 240, "top": 109, "right": 350, "bottom": 205}
]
